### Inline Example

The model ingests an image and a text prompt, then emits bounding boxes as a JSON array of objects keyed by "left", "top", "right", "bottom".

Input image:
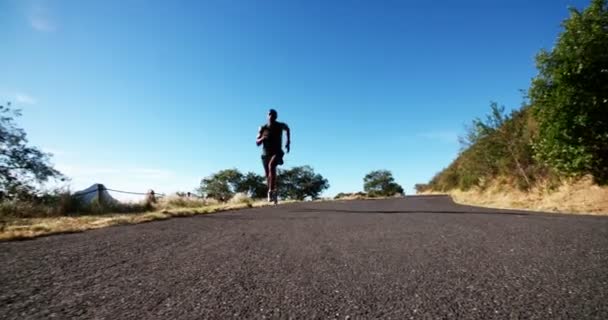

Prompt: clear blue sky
[{"left": 0, "top": 0, "right": 590, "bottom": 200}]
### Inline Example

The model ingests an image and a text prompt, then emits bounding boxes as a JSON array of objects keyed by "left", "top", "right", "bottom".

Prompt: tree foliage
[
  {"left": 238, "top": 172, "right": 267, "bottom": 199},
  {"left": 277, "top": 166, "right": 329, "bottom": 200},
  {"left": 0, "top": 102, "right": 63, "bottom": 200},
  {"left": 198, "top": 169, "right": 244, "bottom": 201},
  {"left": 425, "top": 103, "right": 549, "bottom": 191},
  {"left": 422, "top": 0, "right": 608, "bottom": 192},
  {"left": 199, "top": 166, "right": 329, "bottom": 201},
  {"left": 460, "top": 103, "right": 539, "bottom": 189},
  {"left": 529, "top": 0, "right": 608, "bottom": 183},
  {"left": 363, "top": 170, "right": 404, "bottom": 197}
]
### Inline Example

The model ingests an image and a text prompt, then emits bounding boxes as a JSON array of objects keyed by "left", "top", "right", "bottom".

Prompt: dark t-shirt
[{"left": 260, "top": 121, "right": 288, "bottom": 155}]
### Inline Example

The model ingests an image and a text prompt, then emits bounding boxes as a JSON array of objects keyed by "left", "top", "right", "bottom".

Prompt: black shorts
[{"left": 262, "top": 151, "right": 284, "bottom": 168}]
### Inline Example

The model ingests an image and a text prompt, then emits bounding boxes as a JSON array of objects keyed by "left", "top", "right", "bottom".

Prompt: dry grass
[
  {"left": 335, "top": 194, "right": 369, "bottom": 200},
  {"left": 0, "top": 199, "right": 291, "bottom": 241},
  {"left": 153, "top": 195, "right": 218, "bottom": 210},
  {"left": 334, "top": 192, "right": 405, "bottom": 201},
  {"left": 422, "top": 176, "right": 608, "bottom": 215},
  {"left": 228, "top": 192, "right": 254, "bottom": 205}
]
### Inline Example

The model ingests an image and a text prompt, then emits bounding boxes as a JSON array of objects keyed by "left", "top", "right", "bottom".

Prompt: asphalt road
[{"left": 1, "top": 196, "right": 608, "bottom": 319}]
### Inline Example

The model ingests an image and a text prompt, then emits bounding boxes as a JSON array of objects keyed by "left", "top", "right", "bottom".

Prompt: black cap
[{"left": 269, "top": 109, "right": 277, "bottom": 116}]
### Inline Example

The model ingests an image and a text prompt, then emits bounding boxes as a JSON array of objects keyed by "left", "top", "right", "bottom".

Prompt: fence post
[{"left": 97, "top": 184, "right": 104, "bottom": 207}]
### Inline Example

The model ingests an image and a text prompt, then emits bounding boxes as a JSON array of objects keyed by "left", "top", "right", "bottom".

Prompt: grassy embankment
[
  {"left": 422, "top": 176, "right": 608, "bottom": 215},
  {"left": 415, "top": 105, "right": 608, "bottom": 215},
  {"left": 0, "top": 194, "right": 293, "bottom": 241},
  {"left": 418, "top": 1, "right": 608, "bottom": 216}
]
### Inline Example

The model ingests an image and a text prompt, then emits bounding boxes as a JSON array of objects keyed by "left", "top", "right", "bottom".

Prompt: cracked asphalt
[{"left": 1, "top": 195, "right": 607, "bottom": 319}]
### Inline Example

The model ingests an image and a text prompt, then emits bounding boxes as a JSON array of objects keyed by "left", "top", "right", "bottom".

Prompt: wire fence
[
  {"left": 69, "top": 185, "right": 211, "bottom": 205},
  {"left": 72, "top": 185, "right": 173, "bottom": 199},
  {"left": 106, "top": 188, "right": 166, "bottom": 197}
]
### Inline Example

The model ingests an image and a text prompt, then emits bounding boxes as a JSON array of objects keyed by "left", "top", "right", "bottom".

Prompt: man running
[{"left": 256, "top": 109, "right": 290, "bottom": 203}]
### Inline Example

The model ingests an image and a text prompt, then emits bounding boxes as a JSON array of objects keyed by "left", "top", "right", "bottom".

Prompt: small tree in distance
[
  {"left": 199, "top": 166, "right": 329, "bottom": 201},
  {"left": 363, "top": 170, "right": 404, "bottom": 197},
  {"left": 277, "top": 166, "right": 329, "bottom": 200},
  {"left": 198, "top": 169, "right": 243, "bottom": 201},
  {"left": 237, "top": 172, "right": 267, "bottom": 199}
]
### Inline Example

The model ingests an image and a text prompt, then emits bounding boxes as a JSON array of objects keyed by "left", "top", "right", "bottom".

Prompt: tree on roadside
[
  {"left": 459, "top": 103, "right": 537, "bottom": 189},
  {"left": 277, "top": 166, "right": 329, "bottom": 200},
  {"left": 363, "top": 170, "right": 404, "bottom": 197},
  {"left": 198, "top": 169, "right": 243, "bottom": 201},
  {"left": 200, "top": 167, "right": 329, "bottom": 201},
  {"left": 0, "top": 102, "right": 64, "bottom": 200},
  {"left": 529, "top": 0, "right": 608, "bottom": 183},
  {"left": 414, "top": 184, "right": 430, "bottom": 193},
  {"left": 237, "top": 172, "right": 267, "bottom": 199}
]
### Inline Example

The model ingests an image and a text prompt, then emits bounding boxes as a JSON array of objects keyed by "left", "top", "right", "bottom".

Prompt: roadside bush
[
  {"left": 364, "top": 170, "right": 404, "bottom": 196},
  {"left": 0, "top": 190, "right": 154, "bottom": 219},
  {"left": 155, "top": 194, "right": 210, "bottom": 209},
  {"left": 334, "top": 192, "right": 367, "bottom": 200},
  {"left": 228, "top": 192, "right": 253, "bottom": 206}
]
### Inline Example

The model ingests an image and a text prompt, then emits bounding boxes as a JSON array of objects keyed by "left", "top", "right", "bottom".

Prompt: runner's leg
[
  {"left": 268, "top": 154, "right": 278, "bottom": 199},
  {"left": 262, "top": 156, "right": 272, "bottom": 201},
  {"left": 262, "top": 156, "right": 270, "bottom": 187}
]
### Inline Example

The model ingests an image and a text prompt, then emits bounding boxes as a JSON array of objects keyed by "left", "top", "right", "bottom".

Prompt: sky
[{"left": 0, "top": 0, "right": 591, "bottom": 200}]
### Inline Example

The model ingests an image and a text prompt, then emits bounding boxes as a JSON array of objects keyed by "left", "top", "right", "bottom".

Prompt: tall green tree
[
  {"left": 529, "top": 0, "right": 608, "bottom": 183},
  {"left": 363, "top": 170, "right": 404, "bottom": 197},
  {"left": 0, "top": 102, "right": 63, "bottom": 200}
]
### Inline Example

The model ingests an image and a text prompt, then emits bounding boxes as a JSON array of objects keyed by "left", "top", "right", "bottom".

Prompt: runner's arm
[
  {"left": 256, "top": 127, "right": 265, "bottom": 146},
  {"left": 284, "top": 124, "right": 291, "bottom": 152}
]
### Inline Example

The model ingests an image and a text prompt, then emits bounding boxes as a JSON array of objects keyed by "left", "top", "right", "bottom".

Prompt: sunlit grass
[
  {"left": 421, "top": 176, "right": 608, "bottom": 215},
  {"left": 0, "top": 198, "right": 299, "bottom": 241}
]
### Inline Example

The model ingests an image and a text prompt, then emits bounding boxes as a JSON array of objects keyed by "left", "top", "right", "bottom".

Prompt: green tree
[
  {"left": 0, "top": 102, "right": 63, "bottom": 200},
  {"left": 277, "top": 166, "right": 329, "bottom": 200},
  {"left": 237, "top": 172, "right": 267, "bottom": 199},
  {"left": 459, "top": 103, "right": 537, "bottom": 189},
  {"left": 363, "top": 170, "right": 404, "bottom": 197},
  {"left": 414, "top": 184, "right": 430, "bottom": 193},
  {"left": 198, "top": 169, "right": 243, "bottom": 201},
  {"left": 529, "top": 0, "right": 608, "bottom": 183}
]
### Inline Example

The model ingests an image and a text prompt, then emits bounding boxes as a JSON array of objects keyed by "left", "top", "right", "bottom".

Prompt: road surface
[{"left": 1, "top": 196, "right": 607, "bottom": 319}]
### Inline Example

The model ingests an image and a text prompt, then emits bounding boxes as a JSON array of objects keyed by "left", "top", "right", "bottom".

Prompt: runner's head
[{"left": 268, "top": 109, "right": 278, "bottom": 123}]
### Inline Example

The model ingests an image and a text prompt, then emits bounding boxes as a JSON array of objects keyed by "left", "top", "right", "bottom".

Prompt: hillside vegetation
[{"left": 417, "top": 0, "right": 608, "bottom": 213}]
